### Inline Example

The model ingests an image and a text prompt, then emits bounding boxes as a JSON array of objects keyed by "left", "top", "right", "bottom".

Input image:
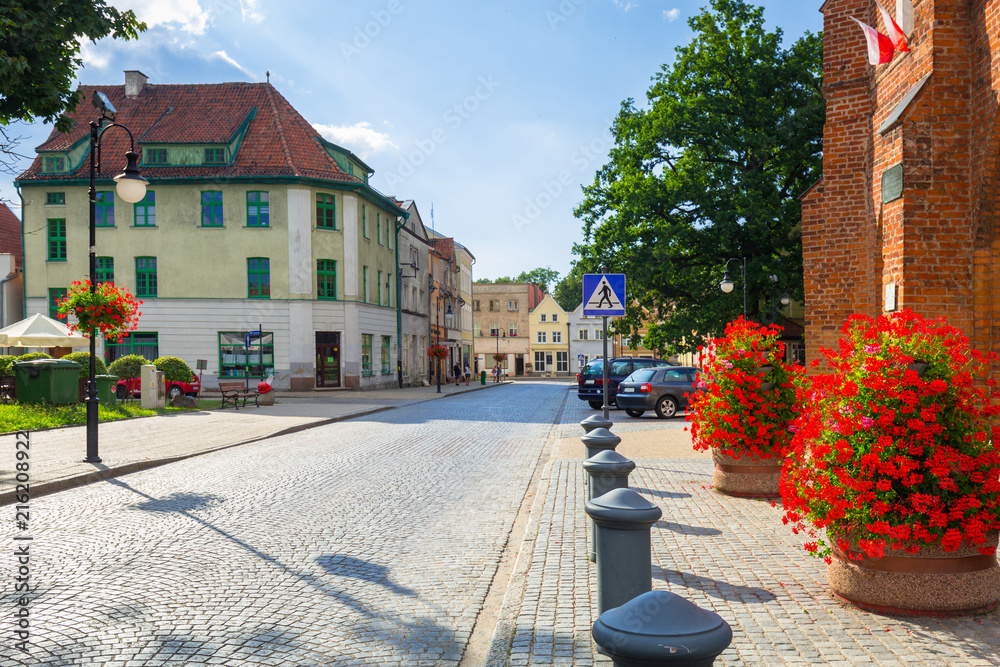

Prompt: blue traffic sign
[{"left": 582, "top": 274, "right": 626, "bottom": 316}]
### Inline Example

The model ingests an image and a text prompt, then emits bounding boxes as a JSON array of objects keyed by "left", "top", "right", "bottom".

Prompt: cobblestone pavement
[
  {"left": 1, "top": 382, "right": 565, "bottom": 666},
  {"left": 506, "top": 398, "right": 1000, "bottom": 666}
]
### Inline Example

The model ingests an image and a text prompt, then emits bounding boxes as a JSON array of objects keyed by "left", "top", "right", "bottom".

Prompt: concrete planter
[
  {"left": 827, "top": 531, "right": 1000, "bottom": 615},
  {"left": 711, "top": 448, "right": 782, "bottom": 498},
  {"left": 257, "top": 391, "right": 275, "bottom": 406}
]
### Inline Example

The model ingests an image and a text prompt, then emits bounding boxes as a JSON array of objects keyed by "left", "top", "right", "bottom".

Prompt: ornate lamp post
[
  {"left": 86, "top": 91, "right": 148, "bottom": 463},
  {"left": 719, "top": 257, "right": 747, "bottom": 318}
]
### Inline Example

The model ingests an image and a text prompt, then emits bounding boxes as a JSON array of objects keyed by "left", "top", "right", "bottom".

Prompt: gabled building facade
[
  {"left": 528, "top": 294, "right": 570, "bottom": 376},
  {"left": 396, "top": 200, "right": 430, "bottom": 385},
  {"left": 472, "top": 282, "right": 545, "bottom": 375},
  {"left": 15, "top": 71, "right": 406, "bottom": 390}
]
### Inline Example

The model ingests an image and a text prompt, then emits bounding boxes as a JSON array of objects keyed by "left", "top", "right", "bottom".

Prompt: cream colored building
[
  {"left": 472, "top": 282, "right": 546, "bottom": 376},
  {"left": 528, "top": 294, "right": 570, "bottom": 376}
]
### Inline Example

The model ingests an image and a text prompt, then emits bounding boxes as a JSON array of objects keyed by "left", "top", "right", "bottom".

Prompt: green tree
[
  {"left": 553, "top": 263, "right": 585, "bottom": 312},
  {"left": 0, "top": 1, "right": 145, "bottom": 132},
  {"left": 477, "top": 267, "right": 560, "bottom": 292},
  {"left": 573, "top": 0, "right": 822, "bottom": 355}
]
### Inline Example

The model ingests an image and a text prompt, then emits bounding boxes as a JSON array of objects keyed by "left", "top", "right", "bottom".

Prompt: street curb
[{"left": 0, "top": 381, "right": 511, "bottom": 507}]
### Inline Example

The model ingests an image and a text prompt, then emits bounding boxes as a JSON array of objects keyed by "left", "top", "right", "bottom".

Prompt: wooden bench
[{"left": 215, "top": 380, "right": 261, "bottom": 410}]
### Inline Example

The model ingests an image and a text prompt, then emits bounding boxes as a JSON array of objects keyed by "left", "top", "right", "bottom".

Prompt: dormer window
[
  {"left": 204, "top": 147, "right": 225, "bottom": 164},
  {"left": 43, "top": 156, "right": 66, "bottom": 173},
  {"left": 145, "top": 148, "right": 168, "bottom": 165}
]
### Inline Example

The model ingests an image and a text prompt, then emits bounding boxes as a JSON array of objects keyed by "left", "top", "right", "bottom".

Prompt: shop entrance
[{"left": 315, "top": 332, "right": 341, "bottom": 388}]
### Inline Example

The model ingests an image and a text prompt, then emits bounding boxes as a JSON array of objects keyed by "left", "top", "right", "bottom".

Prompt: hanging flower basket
[
  {"left": 56, "top": 280, "right": 142, "bottom": 342},
  {"left": 492, "top": 353, "right": 505, "bottom": 363},
  {"left": 427, "top": 344, "right": 449, "bottom": 360},
  {"left": 687, "top": 317, "right": 798, "bottom": 498},
  {"left": 781, "top": 310, "right": 1000, "bottom": 614}
]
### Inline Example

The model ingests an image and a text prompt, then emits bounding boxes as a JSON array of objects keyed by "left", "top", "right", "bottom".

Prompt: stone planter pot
[
  {"left": 827, "top": 531, "right": 1000, "bottom": 615},
  {"left": 711, "top": 448, "right": 782, "bottom": 498},
  {"left": 257, "top": 391, "right": 275, "bottom": 406}
]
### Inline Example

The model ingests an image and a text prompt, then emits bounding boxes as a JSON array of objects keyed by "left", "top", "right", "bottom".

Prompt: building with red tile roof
[
  {"left": 15, "top": 71, "right": 408, "bottom": 390},
  {"left": 0, "top": 203, "right": 23, "bottom": 329}
]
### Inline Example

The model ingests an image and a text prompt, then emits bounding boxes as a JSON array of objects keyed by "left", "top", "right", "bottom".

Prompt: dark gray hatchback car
[
  {"left": 615, "top": 366, "right": 699, "bottom": 418},
  {"left": 577, "top": 357, "right": 672, "bottom": 409}
]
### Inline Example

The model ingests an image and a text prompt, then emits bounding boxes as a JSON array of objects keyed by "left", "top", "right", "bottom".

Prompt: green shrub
[
  {"left": 154, "top": 356, "right": 194, "bottom": 383},
  {"left": 108, "top": 354, "right": 149, "bottom": 380},
  {"left": 61, "top": 352, "right": 109, "bottom": 380},
  {"left": 0, "top": 355, "right": 15, "bottom": 376},
  {"left": 16, "top": 352, "right": 52, "bottom": 362}
]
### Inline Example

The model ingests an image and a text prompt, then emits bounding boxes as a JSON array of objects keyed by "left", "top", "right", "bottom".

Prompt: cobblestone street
[{"left": 1, "top": 383, "right": 565, "bottom": 666}]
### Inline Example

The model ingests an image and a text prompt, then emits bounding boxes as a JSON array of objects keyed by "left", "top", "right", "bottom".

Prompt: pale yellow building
[{"left": 528, "top": 294, "right": 570, "bottom": 376}]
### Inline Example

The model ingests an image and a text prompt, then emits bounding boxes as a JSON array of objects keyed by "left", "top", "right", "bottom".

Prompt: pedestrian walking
[
  {"left": 453, "top": 362, "right": 462, "bottom": 385},
  {"left": 464, "top": 365, "right": 472, "bottom": 386},
  {"left": 493, "top": 365, "right": 501, "bottom": 383}
]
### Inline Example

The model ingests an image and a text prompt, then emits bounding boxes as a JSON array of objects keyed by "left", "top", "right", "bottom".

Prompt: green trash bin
[
  {"left": 13, "top": 359, "right": 82, "bottom": 405},
  {"left": 480, "top": 370, "right": 486, "bottom": 385},
  {"left": 94, "top": 375, "right": 119, "bottom": 406}
]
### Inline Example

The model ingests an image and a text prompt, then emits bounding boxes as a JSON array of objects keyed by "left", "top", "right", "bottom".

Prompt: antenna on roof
[
  {"left": 431, "top": 202, "right": 435, "bottom": 231},
  {"left": 266, "top": 70, "right": 270, "bottom": 83}
]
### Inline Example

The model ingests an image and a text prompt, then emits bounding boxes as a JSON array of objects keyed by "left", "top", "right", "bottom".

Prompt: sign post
[{"left": 583, "top": 274, "right": 627, "bottom": 420}]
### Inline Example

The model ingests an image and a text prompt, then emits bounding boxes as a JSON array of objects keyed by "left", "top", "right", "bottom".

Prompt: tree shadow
[{"left": 654, "top": 565, "right": 776, "bottom": 603}]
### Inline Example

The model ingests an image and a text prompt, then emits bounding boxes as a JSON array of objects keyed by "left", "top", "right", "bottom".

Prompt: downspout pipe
[{"left": 395, "top": 211, "right": 408, "bottom": 388}]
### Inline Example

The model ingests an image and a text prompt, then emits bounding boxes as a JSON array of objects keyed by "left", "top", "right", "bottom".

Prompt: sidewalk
[
  {"left": 0, "top": 380, "right": 507, "bottom": 506},
  {"left": 491, "top": 416, "right": 1000, "bottom": 666}
]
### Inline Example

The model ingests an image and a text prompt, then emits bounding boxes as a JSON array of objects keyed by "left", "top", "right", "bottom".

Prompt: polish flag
[
  {"left": 875, "top": 0, "right": 908, "bottom": 52},
  {"left": 851, "top": 17, "right": 895, "bottom": 65},
  {"left": 896, "top": 0, "right": 914, "bottom": 36}
]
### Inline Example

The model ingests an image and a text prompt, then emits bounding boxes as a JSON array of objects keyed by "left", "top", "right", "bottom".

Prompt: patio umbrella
[{"left": 0, "top": 313, "right": 90, "bottom": 348}]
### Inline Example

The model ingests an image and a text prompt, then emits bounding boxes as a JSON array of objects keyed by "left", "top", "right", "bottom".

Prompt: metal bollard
[
  {"left": 581, "top": 427, "right": 621, "bottom": 459},
  {"left": 585, "top": 487, "right": 662, "bottom": 616},
  {"left": 583, "top": 450, "right": 635, "bottom": 562},
  {"left": 592, "top": 590, "right": 733, "bottom": 666},
  {"left": 581, "top": 413, "right": 613, "bottom": 433}
]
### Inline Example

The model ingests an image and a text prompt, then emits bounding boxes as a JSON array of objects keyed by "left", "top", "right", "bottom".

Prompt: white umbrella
[{"left": 0, "top": 313, "right": 91, "bottom": 348}]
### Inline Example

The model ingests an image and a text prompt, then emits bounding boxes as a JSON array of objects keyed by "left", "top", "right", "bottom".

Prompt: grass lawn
[{"left": 0, "top": 399, "right": 224, "bottom": 434}]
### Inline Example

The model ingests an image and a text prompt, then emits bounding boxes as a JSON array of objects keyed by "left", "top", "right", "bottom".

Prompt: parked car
[
  {"left": 577, "top": 357, "right": 673, "bottom": 409},
  {"left": 115, "top": 375, "right": 200, "bottom": 400},
  {"left": 615, "top": 366, "right": 699, "bottom": 418}
]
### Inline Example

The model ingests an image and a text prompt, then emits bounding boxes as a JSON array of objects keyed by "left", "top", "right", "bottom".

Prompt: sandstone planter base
[
  {"left": 828, "top": 541, "right": 1000, "bottom": 616},
  {"left": 711, "top": 449, "right": 782, "bottom": 498}
]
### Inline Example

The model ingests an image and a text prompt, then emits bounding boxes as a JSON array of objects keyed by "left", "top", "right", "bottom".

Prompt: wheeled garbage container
[{"left": 13, "top": 359, "right": 82, "bottom": 405}]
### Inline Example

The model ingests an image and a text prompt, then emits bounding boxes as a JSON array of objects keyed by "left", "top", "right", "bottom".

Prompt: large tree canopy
[
  {"left": 0, "top": 0, "right": 144, "bottom": 132},
  {"left": 573, "top": 0, "right": 822, "bottom": 356}
]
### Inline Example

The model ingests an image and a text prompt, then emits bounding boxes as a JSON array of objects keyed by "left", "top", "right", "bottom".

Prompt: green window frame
[
  {"left": 47, "top": 219, "right": 66, "bottom": 261},
  {"left": 247, "top": 191, "right": 269, "bottom": 227},
  {"left": 48, "top": 288, "right": 67, "bottom": 319},
  {"left": 363, "top": 266, "right": 369, "bottom": 303},
  {"left": 43, "top": 157, "right": 66, "bottom": 173},
  {"left": 145, "top": 148, "right": 167, "bottom": 164},
  {"left": 204, "top": 147, "right": 225, "bottom": 164},
  {"left": 135, "top": 257, "right": 157, "bottom": 297},
  {"left": 381, "top": 336, "right": 391, "bottom": 375},
  {"left": 218, "top": 331, "right": 274, "bottom": 378},
  {"left": 247, "top": 258, "right": 270, "bottom": 298},
  {"left": 105, "top": 332, "right": 159, "bottom": 365},
  {"left": 362, "top": 334, "right": 373, "bottom": 377},
  {"left": 385, "top": 276, "right": 391, "bottom": 308},
  {"left": 362, "top": 205, "right": 368, "bottom": 238},
  {"left": 316, "top": 193, "right": 336, "bottom": 229},
  {"left": 377, "top": 214, "right": 382, "bottom": 246},
  {"left": 317, "top": 259, "right": 337, "bottom": 299},
  {"left": 46, "top": 192, "right": 65, "bottom": 205},
  {"left": 95, "top": 257, "right": 114, "bottom": 285},
  {"left": 134, "top": 191, "right": 156, "bottom": 227},
  {"left": 95, "top": 191, "right": 115, "bottom": 226},
  {"left": 201, "top": 191, "right": 223, "bottom": 227},
  {"left": 377, "top": 270, "right": 383, "bottom": 306}
]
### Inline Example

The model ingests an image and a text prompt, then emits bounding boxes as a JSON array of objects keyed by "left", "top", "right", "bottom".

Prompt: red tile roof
[
  {"left": 17, "top": 82, "right": 363, "bottom": 185},
  {"left": 0, "top": 204, "right": 22, "bottom": 269}
]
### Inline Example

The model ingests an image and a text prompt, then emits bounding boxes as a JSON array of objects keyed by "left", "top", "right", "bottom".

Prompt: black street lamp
[
  {"left": 720, "top": 257, "right": 747, "bottom": 318},
  {"left": 86, "top": 91, "right": 148, "bottom": 463}
]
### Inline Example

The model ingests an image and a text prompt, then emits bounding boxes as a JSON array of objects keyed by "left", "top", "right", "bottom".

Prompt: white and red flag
[
  {"left": 875, "top": 0, "right": 908, "bottom": 52},
  {"left": 851, "top": 17, "right": 894, "bottom": 65},
  {"left": 896, "top": 0, "right": 914, "bottom": 36}
]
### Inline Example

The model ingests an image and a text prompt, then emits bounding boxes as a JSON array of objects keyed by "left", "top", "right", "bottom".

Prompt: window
[
  {"left": 540, "top": 314, "right": 547, "bottom": 322},
  {"left": 204, "top": 147, "right": 225, "bottom": 164},
  {"left": 377, "top": 270, "right": 383, "bottom": 305},
  {"left": 47, "top": 219, "right": 66, "bottom": 261},
  {"left": 316, "top": 193, "right": 336, "bottom": 229},
  {"left": 537, "top": 331, "right": 547, "bottom": 343},
  {"left": 381, "top": 336, "right": 392, "bottom": 374},
  {"left": 508, "top": 300, "right": 518, "bottom": 311},
  {"left": 473, "top": 322, "right": 481, "bottom": 337},
  {"left": 135, "top": 257, "right": 157, "bottom": 297},
  {"left": 362, "top": 334, "right": 373, "bottom": 376},
  {"left": 552, "top": 314, "right": 559, "bottom": 322},
  {"left": 106, "top": 332, "right": 159, "bottom": 365},
  {"left": 95, "top": 257, "right": 114, "bottom": 285},
  {"left": 579, "top": 354, "right": 590, "bottom": 370},
  {"left": 595, "top": 329, "right": 604, "bottom": 340},
  {"left": 362, "top": 205, "right": 369, "bottom": 238},
  {"left": 489, "top": 300, "right": 500, "bottom": 311},
  {"left": 201, "top": 191, "right": 223, "bottom": 226},
  {"left": 489, "top": 322, "right": 500, "bottom": 336},
  {"left": 317, "top": 259, "right": 337, "bottom": 299},
  {"left": 46, "top": 192, "right": 65, "bottom": 205},
  {"left": 43, "top": 156, "right": 66, "bottom": 173},
  {"left": 552, "top": 330, "right": 562, "bottom": 343},
  {"left": 556, "top": 351, "right": 568, "bottom": 372},
  {"left": 247, "top": 258, "right": 270, "bottom": 298},
  {"left": 95, "top": 191, "right": 115, "bottom": 226},
  {"left": 663, "top": 368, "right": 690, "bottom": 381},
  {"left": 145, "top": 148, "right": 167, "bottom": 164},
  {"left": 508, "top": 322, "right": 518, "bottom": 337},
  {"left": 218, "top": 332, "right": 274, "bottom": 378},
  {"left": 48, "top": 288, "right": 67, "bottom": 319},
  {"left": 535, "top": 351, "right": 546, "bottom": 372},
  {"left": 579, "top": 328, "right": 589, "bottom": 340},
  {"left": 402, "top": 337, "right": 410, "bottom": 378},
  {"left": 473, "top": 300, "right": 480, "bottom": 311},
  {"left": 134, "top": 191, "right": 156, "bottom": 226},
  {"left": 377, "top": 214, "right": 383, "bottom": 245},
  {"left": 362, "top": 266, "right": 369, "bottom": 303},
  {"left": 385, "top": 275, "right": 391, "bottom": 307},
  {"left": 247, "top": 191, "right": 269, "bottom": 227}
]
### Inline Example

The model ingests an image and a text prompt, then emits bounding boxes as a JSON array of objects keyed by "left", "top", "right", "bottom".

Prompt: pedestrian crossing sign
[{"left": 582, "top": 274, "right": 626, "bottom": 316}]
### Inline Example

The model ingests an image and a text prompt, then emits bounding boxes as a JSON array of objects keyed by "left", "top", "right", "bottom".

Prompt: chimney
[{"left": 124, "top": 70, "right": 148, "bottom": 99}]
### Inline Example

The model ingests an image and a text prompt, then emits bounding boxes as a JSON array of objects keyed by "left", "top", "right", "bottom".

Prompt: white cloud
[
  {"left": 612, "top": 0, "right": 638, "bottom": 11},
  {"left": 240, "top": 0, "right": 265, "bottom": 23},
  {"left": 117, "top": 0, "right": 210, "bottom": 35},
  {"left": 312, "top": 122, "right": 397, "bottom": 159},
  {"left": 664, "top": 8, "right": 680, "bottom": 21},
  {"left": 79, "top": 39, "right": 113, "bottom": 70},
  {"left": 210, "top": 50, "right": 258, "bottom": 80}
]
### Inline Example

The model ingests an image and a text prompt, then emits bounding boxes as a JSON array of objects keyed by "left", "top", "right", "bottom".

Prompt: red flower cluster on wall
[
  {"left": 687, "top": 316, "right": 799, "bottom": 460},
  {"left": 56, "top": 280, "right": 142, "bottom": 343},
  {"left": 427, "top": 344, "right": 450, "bottom": 360},
  {"left": 781, "top": 310, "right": 1000, "bottom": 562}
]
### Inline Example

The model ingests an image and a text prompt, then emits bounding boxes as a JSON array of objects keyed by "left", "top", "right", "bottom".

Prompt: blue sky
[{"left": 1, "top": 0, "right": 822, "bottom": 283}]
